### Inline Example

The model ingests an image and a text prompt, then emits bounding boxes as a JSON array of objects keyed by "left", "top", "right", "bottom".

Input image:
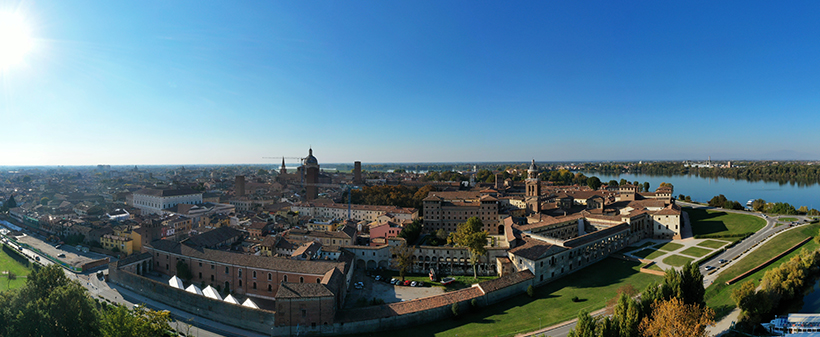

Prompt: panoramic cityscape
[{"left": 3, "top": 2, "right": 820, "bottom": 337}]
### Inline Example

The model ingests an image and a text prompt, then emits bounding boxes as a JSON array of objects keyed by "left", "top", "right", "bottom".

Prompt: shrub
[
  {"left": 527, "top": 285, "right": 534, "bottom": 298},
  {"left": 572, "top": 296, "right": 580, "bottom": 302},
  {"left": 451, "top": 302, "right": 460, "bottom": 316}
]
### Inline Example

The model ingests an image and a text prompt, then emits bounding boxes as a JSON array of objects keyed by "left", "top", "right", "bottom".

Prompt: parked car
[
  {"left": 57, "top": 253, "right": 65, "bottom": 258},
  {"left": 390, "top": 278, "right": 398, "bottom": 285},
  {"left": 55, "top": 244, "right": 61, "bottom": 249},
  {"left": 704, "top": 265, "right": 715, "bottom": 271},
  {"left": 35, "top": 256, "right": 40, "bottom": 261},
  {"left": 354, "top": 282, "right": 364, "bottom": 289},
  {"left": 415, "top": 281, "right": 425, "bottom": 287},
  {"left": 403, "top": 280, "right": 411, "bottom": 286},
  {"left": 440, "top": 277, "right": 456, "bottom": 285},
  {"left": 410, "top": 281, "right": 417, "bottom": 287},
  {"left": 374, "top": 275, "right": 381, "bottom": 281}
]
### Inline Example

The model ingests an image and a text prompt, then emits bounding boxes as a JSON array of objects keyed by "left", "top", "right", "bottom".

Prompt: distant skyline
[{"left": 3, "top": 1, "right": 820, "bottom": 165}]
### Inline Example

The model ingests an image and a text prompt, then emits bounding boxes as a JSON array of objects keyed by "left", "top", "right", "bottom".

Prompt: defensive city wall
[{"left": 110, "top": 258, "right": 536, "bottom": 336}]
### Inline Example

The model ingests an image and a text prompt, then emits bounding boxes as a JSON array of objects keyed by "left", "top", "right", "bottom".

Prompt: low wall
[
  {"left": 639, "top": 262, "right": 665, "bottom": 276},
  {"left": 81, "top": 257, "right": 110, "bottom": 272},
  {"left": 109, "top": 261, "right": 276, "bottom": 334}
]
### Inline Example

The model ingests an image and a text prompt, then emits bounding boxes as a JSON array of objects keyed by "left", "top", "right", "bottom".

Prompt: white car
[{"left": 411, "top": 281, "right": 417, "bottom": 287}]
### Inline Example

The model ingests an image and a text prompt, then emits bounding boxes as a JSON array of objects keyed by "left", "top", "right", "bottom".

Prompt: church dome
[{"left": 304, "top": 148, "right": 319, "bottom": 166}]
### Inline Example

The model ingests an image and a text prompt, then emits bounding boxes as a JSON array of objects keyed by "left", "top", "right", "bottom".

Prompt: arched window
[
  {"left": 283, "top": 275, "right": 288, "bottom": 282},
  {"left": 299, "top": 277, "right": 304, "bottom": 283}
]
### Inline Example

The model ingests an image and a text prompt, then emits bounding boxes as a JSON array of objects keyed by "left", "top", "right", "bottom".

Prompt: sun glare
[{"left": 0, "top": 11, "right": 33, "bottom": 69}]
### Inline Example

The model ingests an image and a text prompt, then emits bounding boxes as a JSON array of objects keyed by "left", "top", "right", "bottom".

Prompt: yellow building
[{"left": 101, "top": 234, "right": 134, "bottom": 255}]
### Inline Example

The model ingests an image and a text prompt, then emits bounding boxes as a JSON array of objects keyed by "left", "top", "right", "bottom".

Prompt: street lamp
[{"left": 539, "top": 317, "right": 542, "bottom": 331}]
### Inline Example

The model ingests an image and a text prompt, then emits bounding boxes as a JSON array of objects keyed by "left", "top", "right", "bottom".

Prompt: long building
[
  {"left": 132, "top": 188, "right": 203, "bottom": 215},
  {"left": 422, "top": 191, "right": 499, "bottom": 234},
  {"left": 292, "top": 201, "right": 418, "bottom": 223}
]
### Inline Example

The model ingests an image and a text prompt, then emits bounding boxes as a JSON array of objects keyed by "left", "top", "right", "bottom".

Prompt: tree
[
  {"left": 587, "top": 177, "right": 602, "bottom": 191},
  {"left": 390, "top": 242, "right": 414, "bottom": 281},
  {"left": 613, "top": 292, "right": 641, "bottom": 337},
  {"left": 639, "top": 298, "right": 715, "bottom": 337},
  {"left": 451, "top": 302, "right": 460, "bottom": 317},
  {"left": 448, "top": 217, "right": 488, "bottom": 279},
  {"left": 659, "top": 182, "right": 673, "bottom": 188},
  {"left": 609, "top": 180, "right": 619, "bottom": 187},
  {"left": 619, "top": 178, "right": 628, "bottom": 186},
  {"left": 6, "top": 270, "right": 15, "bottom": 289},
  {"left": 397, "top": 220, "right": 423, "bottom": 245},
  {"left": 2, "top": 264, "right": 101, "bottom": 337},
  {"left": 568, "top": 309, "right": 598, "bottom": 337},
  {"left": 752, "top": 199, "right": 767, "bottom": 212},
  {"left": 708, "top": 194, "right": 728, "bottom": 208},
  {"left": 643, "top": 182, "right": 650, "bottom": 193},
  {"left": 40, "top": 197, "right": 50, "bottom": 206},
  {"left": 100, "top": 304, "right": 173, "bottom": 337}
]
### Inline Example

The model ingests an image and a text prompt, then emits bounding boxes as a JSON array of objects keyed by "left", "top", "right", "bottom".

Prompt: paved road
[
  {"left": 676, "top": 201, "right": 810, "bottom": 284},
  {"left": 527, "top": 204, "right": 810, "bottom": 337}
]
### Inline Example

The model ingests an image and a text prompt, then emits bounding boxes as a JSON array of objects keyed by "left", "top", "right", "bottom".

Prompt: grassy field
[
  {"left": 0, "top": 246, "right": 32, "bottom": 292},
  {"left": 645, "top": 264, "right": 664, "bottom": 272},
  {"left": 680, "top": 247, "right": 711, "bottom": 258},
  {"left": 779, "top": 217, "right": 798, "bottom": 222},
  {"left": 371, "top": 258, "right": 662, "bottom": 337},
  {"left": 629, "top": 241, "right": 656, "bottom": 249},
  {"left": 705, "top": 223, "right": 820, "bottom": 318},
  {"left": 687, "top": 208, "right": 766, "bottom": 237},
  {"left": 697, "top": 240, "right": 729, "bottom": 249},
  {"left": 631, "top": 248, "right": 658, "bottom": 259},
  {"left": 663, "top": 255, "right": 694, "bottom": 267},
  {"left": 655, "top": 242, "right": 684, "bottom": 251}
]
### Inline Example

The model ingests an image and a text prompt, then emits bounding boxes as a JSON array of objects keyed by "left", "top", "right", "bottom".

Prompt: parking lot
[
  {"left": 344, "top": 268, "right": 444, "bottom": 309},
  {"left": 16, "top": 234, "right": 108, "bottom": 269}
]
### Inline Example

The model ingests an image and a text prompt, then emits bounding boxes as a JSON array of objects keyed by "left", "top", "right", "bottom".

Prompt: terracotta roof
[
  {"left": 147, "top": 240, "right": 343, "bottom": 276},
  {"left": 563, "top": 223, "right": 630, "bottom": 248},
  {"left": 134, "top": 188, "right": 201, "bottom": 197},
  {"left": 515, "top": 214, "right": 584, "bottom": 232},
  {"left": 508, "top": 236, "right": 567, "bottom": 260},
  {"left": 275, "top": 283, "right": 334, "bottom": 299},
  {"left": 477, "top": 270, "right": 534, "bottom": 293}
]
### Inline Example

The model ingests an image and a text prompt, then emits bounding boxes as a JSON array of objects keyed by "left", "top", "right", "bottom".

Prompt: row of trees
[
  {"left": 748, "top": 199, "right": 820, "bottom": 215},
  {"left": 0, "top": 265, "right": 175, "bottom": 337},
  {"left": 585, "top": 162, "right": 820, "bottom": 186},
  {"left": 347, "top": 185, "right": 436, "bottom": 212},
  {"left": 707, "top": 195, "right": 745, "bottom": 210},
  {"left": 732, "top": 249, "right": 820, "bottom": 333},
  {"left": 568, "top": 262, "right": 714, "bottom": 337}
]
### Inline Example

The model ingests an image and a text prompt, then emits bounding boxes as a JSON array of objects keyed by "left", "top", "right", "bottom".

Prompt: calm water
[
  {"left": 581, "top": 172, "right": 820, "bottom": 210},
  {"left": 798, "top": 280, "right": 820, "bottom": 313}
]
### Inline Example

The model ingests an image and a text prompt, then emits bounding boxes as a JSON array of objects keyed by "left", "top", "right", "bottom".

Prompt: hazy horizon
[{"left": 3, "top": 2, "right": 820, "bottom": 165}]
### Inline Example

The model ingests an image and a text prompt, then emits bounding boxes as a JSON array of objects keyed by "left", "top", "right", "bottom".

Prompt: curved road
[{"left": 526, "top": 203, "right": 810, "bottom": 337}]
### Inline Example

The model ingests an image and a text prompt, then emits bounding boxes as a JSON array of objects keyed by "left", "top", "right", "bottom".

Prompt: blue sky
[{"left": 2, "top": 1, "right": 820, "bottom": 165}]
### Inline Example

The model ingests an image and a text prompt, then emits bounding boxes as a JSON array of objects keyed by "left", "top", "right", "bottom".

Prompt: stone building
[
  {"left": 422, "top": 191, "right": 499, "bottom": 234},
  {"left": 132, "top": 188, "right": 203, "bottom": 215}
]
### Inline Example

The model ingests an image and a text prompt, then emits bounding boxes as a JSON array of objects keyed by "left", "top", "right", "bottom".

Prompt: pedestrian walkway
[{"left": 623, "top": 238, "right": 729, "bottom": 271}]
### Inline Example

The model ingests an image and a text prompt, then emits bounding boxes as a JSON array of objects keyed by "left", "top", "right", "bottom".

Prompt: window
[
  {"left": 166, "top": 264, "right": 169, "bottom": 270},
  {"left": 253, "top": 282, "right": 257, "bottom": 290},
  {"left": 269, "top": 273, "right": 273, "bottom": 281},
  {"left": 225, "top": 266, "right": 229, "bottom": 274},
  {"left": 211, "top": 275, "right": 214, "bottom": 281},
  {"left": 238, "top": 269, "right": 242, "bottom": 278},
  {"left": 299, "top": 277, "right": 304, "bottom": 283},
  {"left": 253, "top": 271, "right": 257, "bottom": 279},
  {"left": 199, "top": 262, "right": 202, "bottom": 267},
  {"left": 283, "top": 275, "right": 288, "bottom": 282},
  {"left": 238, "top": 279, "right": 242, "bottom": 287},
  {"left": 302, "top": 309, "right": 307, "bottom": 318},
  {"left": 317, "top": 278, "right": 321, "bottom": 283},
  {"left": 268, "top": 284, "right": 272, "bottom": 292},
  {"left": 198, "top": 272, "right": 202, "bottom": 279},
  {"left": 211, "top": 264, "right": 214, "bottom": 270}
]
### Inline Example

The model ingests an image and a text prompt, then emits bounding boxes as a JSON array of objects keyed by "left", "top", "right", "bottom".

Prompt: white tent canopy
[
  {"left": 168, "top": 275, "right": 184, "bottom": 289},
  {"left": 185, "top": 284, "right": 203, "bottom": 296},
  {"left": 242, "top": 298, "right": 259, "bottom": 309},
  {"left": 223, "top": 294, "right": 240, "bottom": 305},
  {"left": 202, "top": 285, "right": 222, "bottom": 301}
]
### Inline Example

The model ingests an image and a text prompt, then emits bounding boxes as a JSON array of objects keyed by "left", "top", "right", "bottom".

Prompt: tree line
[
  {"left": 585, "top": 162, "right": 820, "bottom": 186},
  {"left": 568, "top": 262, "right": 714, "bottom": 337},
  {"left": 0, "top": 264, "right": 176, "bottom": 337},
  {"left": 731, "top": 248, "right": 820, "bottom": 334}
]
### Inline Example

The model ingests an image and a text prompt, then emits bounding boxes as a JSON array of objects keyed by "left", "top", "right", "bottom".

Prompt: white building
[
  {"left": 132, "top": 188, "right": 203, "bottom": 215},
  {"left": 292, "top": 201, "right": 418, "bottom": 223}
]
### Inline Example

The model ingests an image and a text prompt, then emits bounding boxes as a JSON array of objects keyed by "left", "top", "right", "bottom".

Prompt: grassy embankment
[
  {"left": 687, "top": 208, "right": 766, "bottom": 238},
  {"left": 704, "top": 223, "right": 820, "bottom": 318},
  {"left": 368, "top": 258, "right": 661, "bottom": 337},
  {"left": 0, "top": 245, "right": 32, "bottom": 292}
]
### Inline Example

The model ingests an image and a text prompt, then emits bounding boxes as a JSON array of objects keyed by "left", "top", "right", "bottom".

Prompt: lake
[{"left": 580, "top": 172, "right": 820, "bottom": 210}]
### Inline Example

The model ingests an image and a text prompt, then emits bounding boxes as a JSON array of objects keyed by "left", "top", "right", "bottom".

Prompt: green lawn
[
  {"left": 705, "top": 223, "right": 820, "bottom": 318},
  {"left": 680, "top": 247, "right": 711, "bottom": 258},
  {"left": 629, "top": 241, "right": 656, "bottom": 249},
  {"left": 779, "top": 217, "right": 798, "bottom": 222},
  {"left": 686, "top": 208, "right": 766, "bottom": 237},
  {"left": 655, "top": 242, "right": 684, "bottom": 252},
  {"left": 0, "top": 245, "right": 32, "bottom": 292},
  {"left": 631, "top": 248, "right": 658, "bottom": 259},
  {"left": 644, "top": 264, "right": 664, "bottom": 272},
  {"left": 369, "top": 258, "right": 662, "bottom": 337},
  {"left": 662, "top": 255, "right": 694, "bottom": 267},
  {"left": 697, "top": 240, "right": 728, "bottom": 249},
  {"left": 644, "top": 250, "right": 668, "bottom": 260}
]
